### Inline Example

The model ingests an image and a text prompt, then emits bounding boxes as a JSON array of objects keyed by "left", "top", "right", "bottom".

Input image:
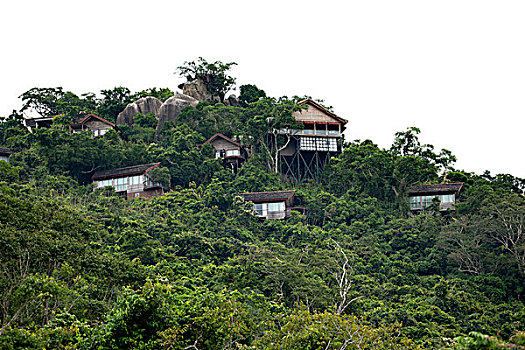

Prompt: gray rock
[
  {"left": 181, "top": 78, "right": 212, "bottom": 102},
  {"left": 116, "top": 96, "right": 163, "bottom": 126},
  {"left": 156, "top": 94, "right": 199, "bottom": 132},
  {"left": 225, "top": 94, "right": 239, "bottom": 107}
]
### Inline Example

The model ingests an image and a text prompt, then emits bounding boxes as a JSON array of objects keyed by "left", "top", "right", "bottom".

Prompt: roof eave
[
  {"left": 297, "top": 98, "right": 348, "bottom": 125},
  {"left": 204, "top": 133, "right": 243, "bottom": 148}
]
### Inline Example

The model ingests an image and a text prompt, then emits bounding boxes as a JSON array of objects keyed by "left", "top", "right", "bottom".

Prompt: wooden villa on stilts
[
  {"left": 277, "top": 98, "right": 348, "bottom": 183},
  {"left": 203, "top": 133, "right": 248, "bottom": 173},
  {"left": 92, "top": 163, "right": 164, "bottom": 199},
  {"left": 238, "top": 190, "right": 305, "bottom": 220}
]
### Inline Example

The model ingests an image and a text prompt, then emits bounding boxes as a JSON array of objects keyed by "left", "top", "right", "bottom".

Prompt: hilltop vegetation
[{"left": 0, "top": 61, "right": 524, "bottom": 349}]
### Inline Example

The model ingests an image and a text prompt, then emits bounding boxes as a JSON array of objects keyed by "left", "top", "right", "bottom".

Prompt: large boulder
[
  {"left": 224, "top": 94, "right": 239, "bottom": 107},
  {"left": 116, "top": 96, "right": 162, "bottom": 126},
  {"left": 156, "top": 94, "right": 199, "bottom": 132},
  {"left": 180, "top": 78, "right": 213, "bottom": 102}
]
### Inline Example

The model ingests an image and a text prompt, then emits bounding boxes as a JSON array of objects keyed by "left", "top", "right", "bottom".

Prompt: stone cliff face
[
  {"left": 116, "top": 96, "right": 163, "bottom": 126},
  {"left": 155, "top": 94, "right": 199, "bottom": 132}
]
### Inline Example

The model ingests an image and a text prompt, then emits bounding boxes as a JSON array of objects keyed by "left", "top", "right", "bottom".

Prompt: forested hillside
[{"left": 0, "top": 60, "right": 524, "bottom": 349}]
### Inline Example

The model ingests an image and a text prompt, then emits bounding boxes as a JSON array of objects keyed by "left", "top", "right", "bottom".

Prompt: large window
[
  {"left": 144, "top": 176, "right": 155, "bottom": 187},
  {"left": 226, "top": 149, "right": 240, "bottom": 157},
  {"left": 440, "top": 194, "right": 454, "bottom": 203},
  {"left": 215, "top": 150, "right": 226, "bottom": 159},
  {"left": 115, "top": 177, "right": 127, "bottom": 192},
  {"left": 299, "top": 137, "right": 338, "bottom": 152},
  {"left": 268, "top": 202, "right": 285, "bottom": 212},
  {"left": 253, "top": 202, "right": 285, "bottom": 217},
  {"left": 409, "top": 196, "right": 421, "bottom": 210},
  {"left": 97, "top": 179, "right": 113, "bottom": 188},
  {"left": 300, "top": 137, "right": 316, "bottom": 151},
  {"left": 409, "top": 194, "right": 455, "bottom": 209},
  {"left": 92, "top": 128, "right": 109, "bottom": 137},
  {"left": 130, "top": 175, "right": 143, "bottom": 186},
  {"left": 97, "top": 176, "right": 144, "bottom": 191},
  {"left": 254, "top": 203, "right": 267, "bottom": 217}
]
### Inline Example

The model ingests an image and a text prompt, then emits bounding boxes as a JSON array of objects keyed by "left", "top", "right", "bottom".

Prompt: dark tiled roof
[
  {"left": 23, "top": 115, "right": 57, "bottom": 120},
  {"left": 203, "top": 133, "right": 242, "bottom": 148},
  {"left": 238, "top": 190, "right": 296, "bottom": 203},
  {"left": 92, "top": 163, "right": 160, "bottom": 180},
  {"left": 0, "top": 147, "right": 13, "bottom": 156},
  {"left": 71, "top": 113, "right": 116, "bottom": 128},
  {"left": 409, "top": 183, "right": 463, "bottom": 195}
]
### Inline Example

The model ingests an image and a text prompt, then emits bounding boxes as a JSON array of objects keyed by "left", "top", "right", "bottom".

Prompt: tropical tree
[
  {"left": 18, "top": 87, "right": 97, "bottom": 117},
  {"left": 176, "top": 57, "right": 237, "bottom": 102},
  {"left": 239, "top": 84, "right": 267, "bottom": 105}
]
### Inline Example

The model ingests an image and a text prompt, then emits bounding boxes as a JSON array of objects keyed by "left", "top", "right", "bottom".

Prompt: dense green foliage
[
  {"left": 17, "top": 86, "right": 175, "bottom": 123},
  {"left": 0, "top": 74, "right": 524, "bottom": 349}
]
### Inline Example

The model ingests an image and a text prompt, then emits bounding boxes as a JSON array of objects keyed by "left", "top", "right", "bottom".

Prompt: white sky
[{"left": 1, "top": 0, "right": 524, "bottom": 178}]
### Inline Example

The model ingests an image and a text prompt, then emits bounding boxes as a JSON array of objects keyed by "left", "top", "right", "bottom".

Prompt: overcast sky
[{"left": 1, "top": 0, "right": 524, "bottom": 178}]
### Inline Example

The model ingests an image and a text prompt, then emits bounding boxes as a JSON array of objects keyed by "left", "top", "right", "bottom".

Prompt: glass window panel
[
  {"left": 328, "top": 138, "right": 337, "bottom": 152},
  {"left": 439, "top": 194, "right": 454, "bottom": 203},
  {"left": 253, "top": 203, "right": 267, "bottom": 217},
  {"left": 421, "top": 195, "right": 437, "bottom": 207},
  {"left": 317, "top": 138, "right": 328, "bottom": 151},
  {"left": 226, "top": 149, "right": 240, "bottom": 157},
  {"left": 409, "top": 196, "right": 421, "bottom": 209},
  {"left": 300, "top": 137, "right": 315, "bottom": 151},
  {"left": 268, "top": 202, "right": 284, "bottom": 212},
  {"left": 130, "top": 175, "right": 142, "bottom": 185},
  {"left": 115, "top": 177, "right": 127, "bottom": 191}
]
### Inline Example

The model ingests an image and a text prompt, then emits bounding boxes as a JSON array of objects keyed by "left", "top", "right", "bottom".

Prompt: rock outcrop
[
  {"left": 180, "top": 78, "right": 212, "bottom": 102},
  {"left": 156, "top": 94, "right": 199, "bottom": 132},
  {"left": 116, "top": 96, "right": 163, "bottom": 126},
  {"left": 224, "top": 94, "right": 239, "bottom": 107}
]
